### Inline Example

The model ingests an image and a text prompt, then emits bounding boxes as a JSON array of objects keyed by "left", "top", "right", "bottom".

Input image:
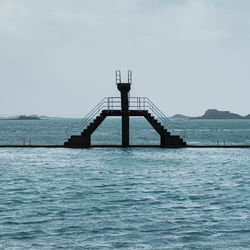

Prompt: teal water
[
  {"left": 0, "top": 118, "right": 250, "bottom": 145},
  {"left": 0, "top": 119, "right": 250, "bottom": 249}
]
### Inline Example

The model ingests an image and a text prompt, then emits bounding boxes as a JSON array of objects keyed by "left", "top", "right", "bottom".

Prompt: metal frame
[
  {"left": 115, "top": 70, "right": 121, "bottom": 84},
  {"left": 115, "top": 70, "right": 132, "bottom": 84},
  {"left": 65, "top": 96, "right": 185, "bottom": 139}
]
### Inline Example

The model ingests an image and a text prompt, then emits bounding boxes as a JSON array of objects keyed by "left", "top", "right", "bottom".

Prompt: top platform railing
[
  {"left": 116, "top": 70, "right": 132, "bottom": 84},
  {"left": 65, "top": 97, "right": 185, "bottom": 139}
]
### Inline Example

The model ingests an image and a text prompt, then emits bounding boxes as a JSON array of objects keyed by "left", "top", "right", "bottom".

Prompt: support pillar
[
  {"left": 161, "top": 135, "right": 168, "bottom": 148},
  {"left": 117, "top": 82, "right": 131, "bottom": 147},
  {"left": 122, "top": 115, "right": 129, "bottom": 147}
]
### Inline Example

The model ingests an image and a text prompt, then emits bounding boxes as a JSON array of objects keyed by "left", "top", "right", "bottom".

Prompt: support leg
[
  {"left": 122, "top": 115, "right": 129, "bottom": 147},
  {"left": 81, "top": 135, "right": 91, "bottom": 148}
]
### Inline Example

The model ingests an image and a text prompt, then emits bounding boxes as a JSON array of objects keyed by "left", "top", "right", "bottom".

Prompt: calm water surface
[{"left": 0, "top": 119, "right": 250, "bottom": 249}]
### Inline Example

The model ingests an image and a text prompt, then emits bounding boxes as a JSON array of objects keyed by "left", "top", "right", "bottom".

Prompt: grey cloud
[{"left": 0, "top": 0, "right": 250, "bottom": 117}]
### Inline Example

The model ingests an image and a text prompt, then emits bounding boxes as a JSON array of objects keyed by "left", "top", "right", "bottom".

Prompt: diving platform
[{"left": 64, "top": 70, "right": 186, "bottom": 148}]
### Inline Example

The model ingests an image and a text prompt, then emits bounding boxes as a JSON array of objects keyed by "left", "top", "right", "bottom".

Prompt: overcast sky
[{"left": 1, "top": 0, "right": 250, "bottom": 117}]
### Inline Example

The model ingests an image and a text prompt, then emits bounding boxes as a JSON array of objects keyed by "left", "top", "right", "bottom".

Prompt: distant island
[
  {"left": 194, "top": 109, "right": 250, "bottom": 119},
  {"left": 171, "top": 109, "right": 250, "bottom": 120},
  {"left": 6, "top": 115, "right": 41, "bottom": 120},
  {"left": 171, "top": 114, "right": 191, "bottom": 119},
  {"left": 0, "top": 114, "right": 65, "bottom": 120}
]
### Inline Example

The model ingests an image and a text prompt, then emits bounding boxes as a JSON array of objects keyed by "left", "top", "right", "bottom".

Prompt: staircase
[
  {"left": 143, "top": 110, "right": 186, "bottom": 147},
  {"left": 64, "top": 107, "right": 186, "bottom": 148},
  {"left": 64, "top": 110, "right": 107, "bottom": 148},
  {"left": 65, "top": 70, "right": 186, "bottom": 148}
]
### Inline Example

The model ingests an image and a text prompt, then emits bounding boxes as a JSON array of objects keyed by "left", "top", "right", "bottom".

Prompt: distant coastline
[
  {"left": 2, "top": 115, "right": 41, "bottom": 120},
  {"left": 0, "top": 109, "right": 249, "bottom": 120},
  {"left": 171, "top": 109, "right": 250, "bottom": 120},
  {"left": 0, "top": 115, "right": 65, "bottom": 120}
]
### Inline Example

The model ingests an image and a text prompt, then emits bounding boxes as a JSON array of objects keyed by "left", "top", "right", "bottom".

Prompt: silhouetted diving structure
[{"left": 64, "top": 70, "right": 186, "bottom": 148}]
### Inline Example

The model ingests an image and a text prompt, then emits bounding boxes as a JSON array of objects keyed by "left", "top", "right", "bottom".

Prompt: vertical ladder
[{"left": 116, "top": 70, "right": 121, "bottom": 84}]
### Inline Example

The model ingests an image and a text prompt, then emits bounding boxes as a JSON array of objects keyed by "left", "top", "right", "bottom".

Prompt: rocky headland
[{"left": 171, "top": 109, "right": 250, "bottom": 119}]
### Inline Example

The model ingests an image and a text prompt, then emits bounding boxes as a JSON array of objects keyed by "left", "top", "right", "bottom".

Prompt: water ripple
[{"left": 0, "top": 146, "right": 250, "bottom": 248}]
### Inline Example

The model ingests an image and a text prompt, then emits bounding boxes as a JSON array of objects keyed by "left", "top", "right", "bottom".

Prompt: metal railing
[
  {"left": 129, "top": 97, "right": 185, "bottom": 138},
  {"left": 115, "top": 70, "right": 132, "bottom": 84},
  {"left": 65, "top": 97, "right": 186, "bottom": 139},
  {"left": 65, "top": 97, "right": 120, "bottom": 137}
]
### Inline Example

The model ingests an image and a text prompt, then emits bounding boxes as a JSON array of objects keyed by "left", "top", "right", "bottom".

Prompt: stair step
[{"left": 163, "top": 130, "right": 170, "bottom": 135}]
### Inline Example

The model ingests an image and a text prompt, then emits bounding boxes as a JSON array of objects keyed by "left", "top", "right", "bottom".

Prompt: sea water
[{"left": 0, "top": 119, "right": 250, "bottom": 249}]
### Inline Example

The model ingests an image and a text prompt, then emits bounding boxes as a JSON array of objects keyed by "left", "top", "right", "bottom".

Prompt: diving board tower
[
  {"left": 64, "top": 70, "right": 186, "bottom": 148},
  {"left": 117, "top": 70, "right": 131, "bottom": 147}
]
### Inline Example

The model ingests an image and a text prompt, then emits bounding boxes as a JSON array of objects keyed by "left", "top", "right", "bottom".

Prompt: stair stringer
[
  {"left": 144, "top": 114, "right": 166, "bottom": 136},
  {"left": 82, "top": 113, "right": 107, "bottom": 136},
  {"left": 65, "top": 113, "right": 108, "bottom": 148},
  {"left": 143, "top": 113, "right": 185, "bottom": 147}
]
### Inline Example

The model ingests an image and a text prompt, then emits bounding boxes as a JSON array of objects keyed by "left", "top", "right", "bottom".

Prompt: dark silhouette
[{"left": 64, "top": 71, "right": 186, "bottom": 148}]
